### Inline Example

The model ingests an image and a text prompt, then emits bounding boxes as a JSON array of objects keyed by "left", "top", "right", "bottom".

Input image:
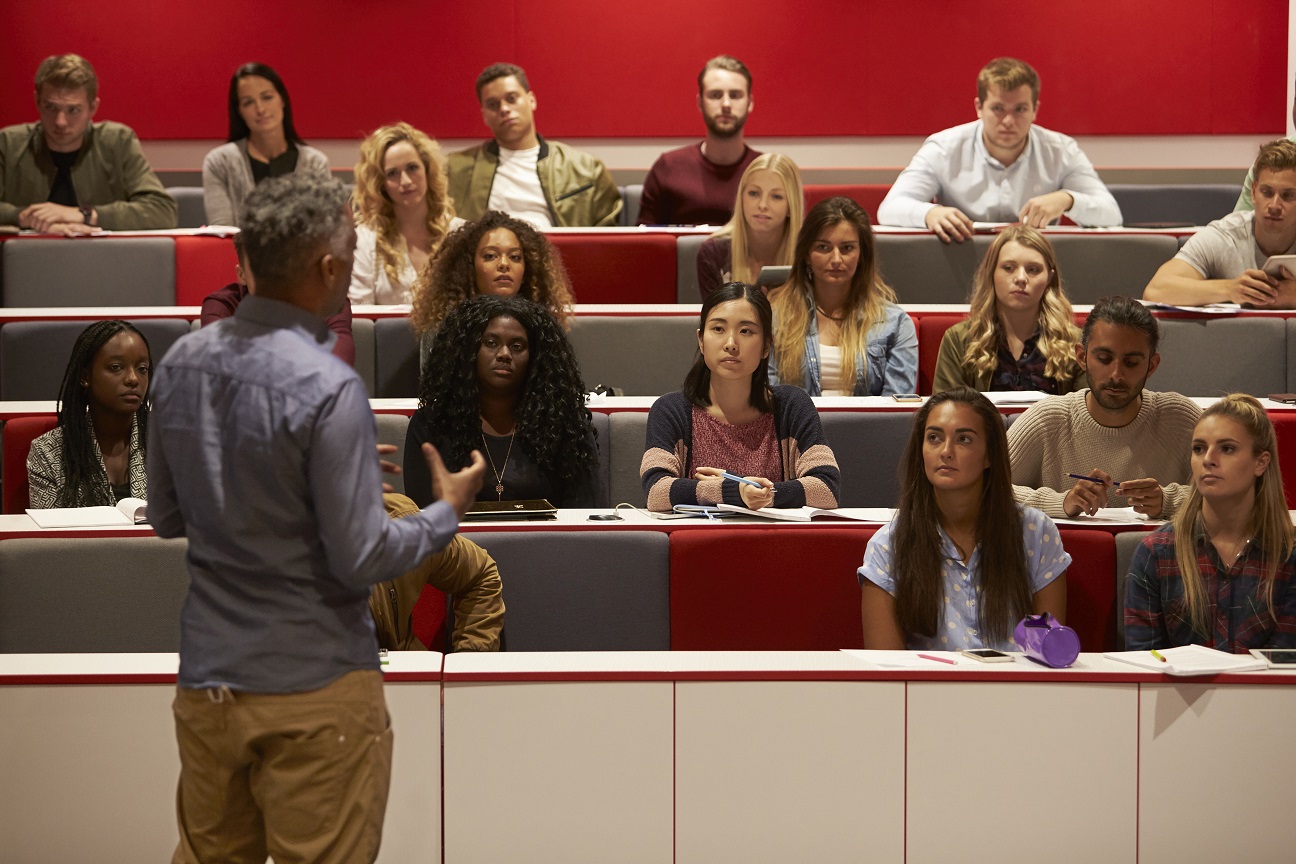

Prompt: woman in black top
[{"left": 403, "top": 295, "right": 599, "bottom": 507}]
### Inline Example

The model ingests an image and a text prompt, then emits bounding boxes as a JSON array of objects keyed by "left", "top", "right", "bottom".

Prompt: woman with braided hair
[
  {"left": 28, "top": 319, "right": 151, "bottom": 508},
  {"left": 403, "top": 294, "right": 598, "bottom": 508}
]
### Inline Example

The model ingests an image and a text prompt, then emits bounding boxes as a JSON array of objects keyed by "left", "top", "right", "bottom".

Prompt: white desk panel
[
  {"left": 906, "top": 681, "right": 1138, "bottom": 864},
  {"left": 1138, "top": 683, "right": 1296, "bottom": 863},
  {"left": 442, "top": 679, "right": 674, "bottom": 864},
  {"left": 675, "top": 680, "right": 904, "bottom": 863}
]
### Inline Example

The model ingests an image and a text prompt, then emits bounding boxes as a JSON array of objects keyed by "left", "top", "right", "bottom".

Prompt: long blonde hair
[
  {"left": 1173, "top": 394, "right": 1293, "bottom": 635},
  {"left": 962, "top": 225, "right": 1080, "bottom": 383},
  {"left": 352, "top": 122, "right": 454, "bottom": 289},
  {"left": 713, "top": 153, "right": 803, "bottom": 284},
  {"left": 770, "top": 197, "right": 895, "bottom": 393}
]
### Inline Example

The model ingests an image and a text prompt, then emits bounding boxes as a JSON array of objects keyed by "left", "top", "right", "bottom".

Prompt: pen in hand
[
  {"left": 721, "top": 471, "right": 764, "bottom": 488},
  {"left": 1067, "top": 473, "right": 1125, "bottom": 486}
]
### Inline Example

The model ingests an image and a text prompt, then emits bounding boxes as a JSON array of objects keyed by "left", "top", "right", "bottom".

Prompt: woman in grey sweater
[{"left": 201, "top": 62, "right": 329, "bottom": 226}]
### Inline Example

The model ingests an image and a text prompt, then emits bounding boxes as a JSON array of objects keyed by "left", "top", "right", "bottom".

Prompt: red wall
[{"left": 0, "top": 1, "right": 1287, "bottom": 139}]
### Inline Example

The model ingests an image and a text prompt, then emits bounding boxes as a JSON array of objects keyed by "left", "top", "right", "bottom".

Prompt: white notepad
[
  {"left": 1103, "top": 644, "right": 1266, "bottom": 676},
  {"left": 25, "top": 498, "right": 147, "bottom": 528}
]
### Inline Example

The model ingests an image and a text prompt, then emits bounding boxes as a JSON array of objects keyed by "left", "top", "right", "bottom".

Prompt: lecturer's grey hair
[{"left": 239, "top": 174, "right": 352, "bottom": 293}]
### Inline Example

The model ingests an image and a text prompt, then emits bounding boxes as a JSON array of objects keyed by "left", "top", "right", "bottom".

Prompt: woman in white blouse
[{"left": 350, "top": 122, "right": 462, "bottom": 304}]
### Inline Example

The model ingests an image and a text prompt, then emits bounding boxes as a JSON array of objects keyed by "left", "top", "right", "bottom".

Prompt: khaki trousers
[{"left": 171, "top": 669, "right": 393, "bottom": 864}]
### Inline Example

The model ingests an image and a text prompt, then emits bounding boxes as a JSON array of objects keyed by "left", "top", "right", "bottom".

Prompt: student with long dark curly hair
[
  {"left": 28, "top": 319, "right": 151, "bottom": 508},
  {"left": 858, "top": 387, "right": 1069, "bottom": 650},
  {"left": 403, "top": 294, "right": 598, "bottom": 507},
  {"left": 409, "top": 210, "right": 574, "bottom": 337},
  {"left": 641, "top": 281, "right": 840, "bottom": 512}
]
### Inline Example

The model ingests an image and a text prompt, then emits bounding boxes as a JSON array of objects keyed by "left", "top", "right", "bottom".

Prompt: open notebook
[
  {"left": 26, "top": 497, "right": 148, "bottom": 528},
  {"left": 1103, "top": 644, "right": 1266, "bottom": 676}
]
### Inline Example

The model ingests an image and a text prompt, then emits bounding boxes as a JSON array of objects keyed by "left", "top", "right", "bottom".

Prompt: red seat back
[
  {"left": 803, "top": 184, "right": 891, "bottom": 220},
  {"left": 1269, "top": 412, "right": 1296, "bottom": 509},
  {"left": 670, "top": 526, "right": 876, "bottom": 650},
  {"left": 1057, "top": 529, "right": 1118, "bottom": 652},
  {"left": 3, "top": 415, "right": 59, "bottom": 513},
  {"left": 916, "top": 313, "right": 967, "bottom": 395},
  {"left": 546, "top": 234, "right": 677, "bottom": 304},
  {"left": 175, "top": 236, "right": 239, "bottom": 306}
]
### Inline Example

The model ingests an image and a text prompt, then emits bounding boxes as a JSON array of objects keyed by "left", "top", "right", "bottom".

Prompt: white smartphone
[
  {"left": 961, "top": 648, "right": 1014, "bottom": 663},
  {"left": 891, "top": 393, "right": 923, "bottom": 403},
  {"left": 1261, "top": 254, "right": 1296, "bottom": 278}
]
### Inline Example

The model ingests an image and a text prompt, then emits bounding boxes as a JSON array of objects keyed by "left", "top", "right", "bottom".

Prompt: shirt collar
[
  {"left": 973, "top": 120, "right": 1032, "bottom": 170},
  {"left": 234, "top": 294, "right": 335, "bottom": 351}
]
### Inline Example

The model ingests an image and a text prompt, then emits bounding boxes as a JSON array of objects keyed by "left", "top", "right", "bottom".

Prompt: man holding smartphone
[{"left": 1144, "top": 138, "right": 1296, "bottom": 308}]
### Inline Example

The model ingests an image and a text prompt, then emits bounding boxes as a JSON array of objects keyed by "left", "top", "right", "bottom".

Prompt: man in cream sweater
[{"left": 1007, "top": 296, "right": 1201, "bottom": 519}]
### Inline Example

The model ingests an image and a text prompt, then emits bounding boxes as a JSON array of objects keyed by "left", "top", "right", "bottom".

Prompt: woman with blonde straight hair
[
  {"left": 695, "top": 154, "right": 804, "bottom": 300},
  {"left": 1126, "top": 394, "right": 1296, "bottom": 652},
  {"left": 932, "top": 225, "right": 1083, "bottom": 394},
  {"left": 350, "top": 122, "right": 462, "bottom": 304},
  {"left": 768, "top": 196, "right": 917, "bottom": 396}
]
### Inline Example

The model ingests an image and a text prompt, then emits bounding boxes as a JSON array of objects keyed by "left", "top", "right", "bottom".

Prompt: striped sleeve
[{"left": 773, "top": 386, "right": 840, "bottom": 509}]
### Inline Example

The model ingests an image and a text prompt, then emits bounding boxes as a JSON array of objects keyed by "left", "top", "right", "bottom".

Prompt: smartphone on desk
[
  {"left": 1268, "top": 394, "right": 1296, "bottom": 405},
  {"left": 961, "top": 648, "right": 1014, "bottom": 663},
  {"left": 891, "top": 394, "right": 922, "bottom": 403}
]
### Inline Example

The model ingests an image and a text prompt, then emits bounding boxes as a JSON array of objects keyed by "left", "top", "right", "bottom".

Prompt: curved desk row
[{"left": 2, "top": 650, "right": 1291, "bottom": 864}]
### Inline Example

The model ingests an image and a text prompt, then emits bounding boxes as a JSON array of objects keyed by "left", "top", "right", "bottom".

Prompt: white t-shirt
[
  {"left": 817, "top": 342, "right": 848, "bottom": 397},
  {"left": 488, "top": 146, "right": 554, "bottom": 229}
]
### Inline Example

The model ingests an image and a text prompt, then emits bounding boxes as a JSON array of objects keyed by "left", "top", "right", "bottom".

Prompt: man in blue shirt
[{"left": 148, "top": 173, "right": 484, "bottom": 863}]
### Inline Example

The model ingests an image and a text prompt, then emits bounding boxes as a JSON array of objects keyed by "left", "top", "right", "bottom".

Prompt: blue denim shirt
[
  {"left": 148, "top": 295, "right": 458, "bottom": 693},
  {"left": 768, "top": 301, "right": 918, "bottom": 396}
]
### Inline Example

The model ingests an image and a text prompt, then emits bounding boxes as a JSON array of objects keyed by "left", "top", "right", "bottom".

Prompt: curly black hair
[
  {"left": 418, "top": 294, "right": 597, "bottom": 499},
  {"left": 409, "top": 210, "right": 573, "bottom": 335},
  {"left": 54, "top": 320, "right": 151, "bottom": 507}
]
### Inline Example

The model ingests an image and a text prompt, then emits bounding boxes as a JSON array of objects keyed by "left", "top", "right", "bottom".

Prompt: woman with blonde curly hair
[
  {"left": 696, "top": 153, "right": 804, "bottom": 301},
  {"left": 932, "top": 225, "right": 1083, "bottom": 394},
  {"left": 768, "top": 196, "right": 917, "bottom": 396},
  {"left": 349, "top": 122, "right": 462, "bottom": 304},
  {"left": 1126, "top": 394, "right": 1296, "bottom": 652},
  {"left": 410, "top": 210, "right": 574, "bottom": 362}
]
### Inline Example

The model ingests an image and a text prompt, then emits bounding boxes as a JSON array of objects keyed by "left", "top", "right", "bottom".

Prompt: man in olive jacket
[
  {"left": 0, "top": 54, "right": 177, "bottom": 233},
  {"left": 447, "top": 62, "right": 622, "bottom": 228}
]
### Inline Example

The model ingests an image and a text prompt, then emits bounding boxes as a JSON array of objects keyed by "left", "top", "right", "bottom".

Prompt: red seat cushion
[
  {"left": 670, "top": 526, "right": 876, "bottom": 650},
  {"left": 546, "top": 234, "right": 677, "bottom": 304},
  {"left": 1057, "top": 529, "right": 1118, "bottom": 652},
  {"left": 3, "top": 415, "right": 59, "bottom": 514}
]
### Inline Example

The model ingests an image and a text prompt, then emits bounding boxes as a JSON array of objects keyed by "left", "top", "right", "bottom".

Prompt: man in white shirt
[
  {"left": 1145, "top": 138, "right": 1296, "bottom": 308},
  {"left": 877, "top": 57, "right": 1121, "bottom": 242},
  {"left": 446, "top": 63, "right": 622, "bottom": 228}
]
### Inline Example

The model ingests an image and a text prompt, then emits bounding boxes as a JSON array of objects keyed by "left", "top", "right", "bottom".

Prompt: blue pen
[
  {"left": 1067, "top": 473, "right": 1125, "bottom": 486},
  {"left": 721, "top": 471, "right": 764, "bottom": 488}
]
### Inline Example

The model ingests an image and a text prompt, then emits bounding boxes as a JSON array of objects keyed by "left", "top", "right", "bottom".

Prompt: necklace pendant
[{"left": 496, "top": 483, "right": 505, "bottom": 495}]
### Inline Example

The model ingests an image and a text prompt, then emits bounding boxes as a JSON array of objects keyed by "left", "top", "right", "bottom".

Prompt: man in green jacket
[
  {"left": 0, "top": 54, "right": 177, "bottom": 233},
  {"left": 447, "top": 63, "right": 622, "bottom": 228}
]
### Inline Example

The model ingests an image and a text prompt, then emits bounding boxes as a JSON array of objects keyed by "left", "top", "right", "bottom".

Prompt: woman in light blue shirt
[
  {"left": 768, "top": 196, "right": 917, "bottom": 396},
  {"left": 858, "top": 387, "right": 1069, "bottom": 650}
]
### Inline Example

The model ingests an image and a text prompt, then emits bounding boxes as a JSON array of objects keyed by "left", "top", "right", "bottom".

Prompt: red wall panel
[{"left": 0, "top": 1, "right": 1287, "bottom": 138}]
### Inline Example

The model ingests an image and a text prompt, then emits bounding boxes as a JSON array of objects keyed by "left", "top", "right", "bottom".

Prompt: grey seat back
[
  {"left": 875, "top": 235, "right": 984, "bottom": 304},
  {"left": 608, "top": 411, "right": 651, "bottom": 507},
  {"left": 590, "top": 410, "right": 611, "bottom": 508},
  {"left": 1155, "top": 317, "right": 1286, "bottom": 397},
  {"left": 676, "top": 234, "right": 707, "bottom": 303},
  {"left": 375, "top": 413, "right": 411, "bottom": 496},
  {"left": 373, "top": 317, "right": 421, "bottom": 398},
  {"left": 0, "top": 536, "right": 189, "bottom": 652},
  {"left": 620, "top": 184, "right": 644, "bottom": 226},
  {"left": 3, "top": 237, "right": 176, "bottom": 306},
  {"left": 0, "top": 318, "right": 192, "bottom": 401},
  {"left": 568, "top": 316, "right": 697, "bottom": 396},
  {"left": 168, "top": 186, "right": 208, "bottom": 229},
  {"left": 1048, "top": 235, "right": 1179, "bottom": 304},
  {"left": 1108, "top": 184, "right": 1241, "bottom": 226},
  {"left": 1114, "top": 531, "right": 1150, "bottom": 649},
  {"left": 461, "top": 530, "right": 670, "bottom": 650},
  {"left": 351, "top": 317, "right": 376, "bottom": 395},
  {"left": 820, "top": 411, "right": 913, "bottom": 507}
]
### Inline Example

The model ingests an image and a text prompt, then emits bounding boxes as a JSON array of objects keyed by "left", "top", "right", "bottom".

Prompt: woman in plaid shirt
[{"left": 1126, "top": 395, "right": 1296, "bottom": 652}]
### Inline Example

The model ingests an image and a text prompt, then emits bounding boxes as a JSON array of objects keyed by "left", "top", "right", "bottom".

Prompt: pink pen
[{"left": 918, "top": 653, "right": 956, "bottom": 665}]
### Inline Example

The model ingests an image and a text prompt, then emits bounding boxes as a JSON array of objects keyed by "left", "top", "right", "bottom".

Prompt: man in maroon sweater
[{"left": 636, "top": 55, "right": 760, "bottom": 226}]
